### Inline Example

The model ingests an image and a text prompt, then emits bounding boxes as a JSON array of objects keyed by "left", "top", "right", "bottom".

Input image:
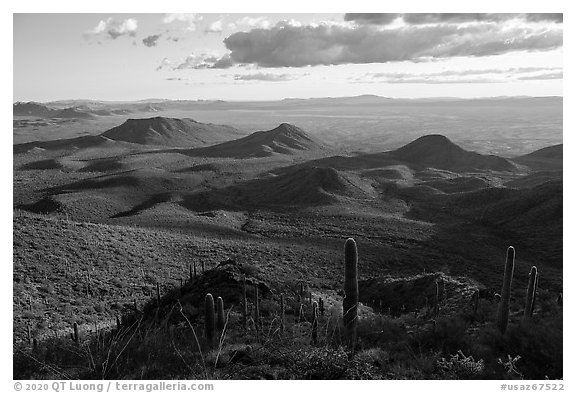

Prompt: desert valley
[{"left": 12, "top": 95, "right": 562, "bottom": 380}]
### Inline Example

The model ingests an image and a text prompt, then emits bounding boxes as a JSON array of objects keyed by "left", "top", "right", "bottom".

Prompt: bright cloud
[
  {"left": 205, "top": 20, "right": 224, "bottom": 34},
  {"left": 162, "top": 13, "right": 203, "bottom": 31},
  {"left": 85, "top": 18, "right": 138, "bottom": 40}
]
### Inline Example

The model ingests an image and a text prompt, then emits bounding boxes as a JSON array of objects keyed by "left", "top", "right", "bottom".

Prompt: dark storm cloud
[
  {"left": 210, "top": 21, "right": 562, "bottom": 68},
  {"left": 344, "top": 13, "right": 563, "bottom": 25},
  {"left": 142, "top": 34, "right": 162, "bottom": 47}
]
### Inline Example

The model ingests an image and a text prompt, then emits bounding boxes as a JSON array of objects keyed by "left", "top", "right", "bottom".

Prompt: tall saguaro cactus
[
  {"left": 311, "top": 301, "right": 318, "bottom": 344},
  {"left": 433, "top": 280, "right": 440, "bottom": 319},
  {"left": 205, "top": 293, "right": 215, "bottom": 348},
  {"left": 530, "top": 273, "right": 539, "bottom": 317},
  {"left": 72, "top": 322, "right": 79, "bottom": 344},
  {"left": 255, "top": 286, "right": 260, "bottom": 328},
  {"left": 242, "top": 277, "right": 248, "bottom": 330},
  {"left": 524, "top": 266, "right": 538, "bottom": 321},
  {"left": 497, "top": 246, "right": 515, "bottom": 334},
  {"left": 343, "top": 238, "right": 359, "bottom": 348},
  {"left": 280, "top": 293, "right": 285, "bottom": 333},
  {"left": 471, "top": 289, "right": 480, "bottom": 321},
  {"left": 216, "top": 296, "right": 225, "bottom": 332}
]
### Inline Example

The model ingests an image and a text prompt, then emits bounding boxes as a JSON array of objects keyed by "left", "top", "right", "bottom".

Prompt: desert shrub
[
  {"left": 259, "top": 299, "right": 279, "bottom": 316},
  {"left": 500, "top": 320, "right": 560, "bottom": 379},
  {"left": 411, "top": 315, "right": 471, "bottom": 355},
  {"left": 239, "top": 264, "right": 258, "bottom": 277},
  {"left": 436, "top": 350, "right": 485, "bottom": 379},
  {"left": 285, "top": 346, "right": 350, "bottom": 379},
  {"left": 38, "top": 284, "right": 55, "bottom": 294},
  {"left": 356, "top": 314, "right": 407, "bottom": 348}
]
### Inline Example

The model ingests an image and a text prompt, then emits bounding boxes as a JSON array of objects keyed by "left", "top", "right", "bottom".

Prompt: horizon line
[{"left": 13, "top": 94, "right": 564, "bottom": 105}]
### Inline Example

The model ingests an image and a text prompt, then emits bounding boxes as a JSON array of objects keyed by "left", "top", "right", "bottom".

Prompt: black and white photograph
[{"left": 11, "top": 6, "right": 565, "bottom": 384}]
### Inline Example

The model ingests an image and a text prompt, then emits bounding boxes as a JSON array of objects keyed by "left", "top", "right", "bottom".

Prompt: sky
[{"left": 13, "top": 13, "right": 563, "bottom": 102}]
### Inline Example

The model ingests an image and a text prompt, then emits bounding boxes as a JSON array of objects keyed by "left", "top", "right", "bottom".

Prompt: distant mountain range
[{"left": 13, "top": 101, "right": 133, "bottom": 119}]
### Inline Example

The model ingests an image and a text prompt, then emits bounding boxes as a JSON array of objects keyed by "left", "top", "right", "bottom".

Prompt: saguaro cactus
[
  {"left": 242, "top": 277, "right": 248, "bottom": 330},
  {"left": 343, "top": 238, "right": 358, "bottom": 348},
  {"left": 156, "top": 283, "right": 161, "bottom": 306},
  {"left": 471, "top": 289, "right": 480, "bottom": 321},
  {"left": 72, "top": 322, "right": 79, "bottom": 344},
  {"left": 524, "top": 266, "right": 538, "bottom": 321},
  {"left": 205, "top": 293, "right": 215, "bottom": 347},
  {"left": 497, "top": 246, "right": 515, "bottom": 334},
  {"left": 216, "top": 296, "right": 225, "bottom": 332},
  {"left": 530, "top": 273, "right": 539, "bottom": 317},
  {"left": 280, "top": 293, "right": 285, "bottom": 333},
  {"left": 255, "top": 286, "right": 260, "bottom": 328},
  {"left": 433, "top": 281, "right": 440, "bottom": 319},
  {"left": 311, "top": 301, "right": 318, "bottom": 344}
]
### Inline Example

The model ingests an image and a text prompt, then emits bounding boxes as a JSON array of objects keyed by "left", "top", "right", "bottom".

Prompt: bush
[
  {"left": 437, "top": 350, "right": 485, "bottom": 379},
  {"left": 411, "top": 315, "right": 471, "bottom": 355},
  {"left": 357, "top": 314, "right": 407, "bottom": 348}
]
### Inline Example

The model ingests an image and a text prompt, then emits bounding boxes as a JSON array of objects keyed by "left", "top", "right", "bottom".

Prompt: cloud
[
  {"left": 205, "top": 20, "right": 224, "bottom": 34},
  {"left": 343, "top": 14, "right": 401, "bottom": 25},
  {"left": 85, "top": 18, "right": 138, "bottom": 40},
  {"left": 517, "top": 71, "right": 563, "bottom": 80},
  {"left": 174, "top": 52, "right": 227, "bottom": 70},
  {"left": 231, "top": 16, "right": 272, "bottom": 30},
  {"left": 232, "top": 72, "right": 303, "bottom": 81},
  {"left": 344, "top": 13, "right": 563, "bottom": 25},
  {"left": 209, "top": 21, "right": 562, "bottom": 68},
  {"left": 142, "top": 34, "right": 162, "bottom": 47},
  {"left": 156, "top": 57, "right": 173, "bottom": 71},
  {"left": 165, "top": 77, "right": 190, "bottom": 81},
  {"left": 354, "top": 67, "right": 563, "bottom": 84},
  {"left": 162, "top": 13, "right": 203, "bottom": 31}
]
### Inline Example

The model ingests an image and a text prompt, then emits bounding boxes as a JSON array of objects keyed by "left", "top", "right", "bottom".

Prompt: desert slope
[
  {"left": 186, "top": 123, "right": 323, "bottom": 158},
  {"left": 389, "top": 134, "right": 515, "bottom": 171},
  {"left": 101, "top": 117, "right": 242, "bottom": 147}
]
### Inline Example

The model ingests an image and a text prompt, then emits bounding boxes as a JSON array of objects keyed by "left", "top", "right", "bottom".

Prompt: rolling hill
[
  {"left": 513, "top": 144, "right": 563, "bottom": 171},
  {"left": 13, "top": 102, "right": 55, "bottom": 117},
  {"left": 101, "top": 117, "right": 242, "bottom": 147},
  {"left": 186, "top": 123, "right": 323, "bottom": 158},
  {"left": 13, "top": 117, "right": 244, "bottom": 153},
  {"left": 389, "top": 135, "right": 516, "bottom": 172},
  {"left": 180, "top": 166, "right": 373, "bottom": 211},
  {"left": 310, "top": 134, "right": 516, "bottom": 173}
]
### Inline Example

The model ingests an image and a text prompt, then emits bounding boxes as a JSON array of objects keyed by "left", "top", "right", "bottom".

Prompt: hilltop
[
  {"left": 187, "top": 123, "right": 323, "bottom": 158},
  {"left": 390, "top": 135, "right": 515, "bottom": 172},
  {"left": 101, "top": 117, "right": 242, "bottom": 147}
]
